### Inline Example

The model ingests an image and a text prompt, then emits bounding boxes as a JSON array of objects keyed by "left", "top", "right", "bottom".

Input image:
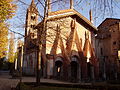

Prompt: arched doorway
[
  {"left": 70, "top": 56, "right": 79, "bottom": 82},
  {"left": 55, "top": 57, "right": 63, "bottom": 79},
  {"left": 87, "top": 62, "right": 94, "bottom": 81}
]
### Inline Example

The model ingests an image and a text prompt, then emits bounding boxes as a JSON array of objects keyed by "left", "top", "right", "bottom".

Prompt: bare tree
[
  {"left": 9, "top": 0, "right": 120, "bottom": 85},
  {"left": 12, "top": 0, "right": 119, "bottom": 36}
]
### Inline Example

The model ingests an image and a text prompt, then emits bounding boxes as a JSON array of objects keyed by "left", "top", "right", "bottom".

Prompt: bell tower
[{"left": 25, "top": 0, "right": 38, "bottom": 39}]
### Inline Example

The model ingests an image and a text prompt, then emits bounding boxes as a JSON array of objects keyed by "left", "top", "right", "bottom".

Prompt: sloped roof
[
  {"left": 98, "top": 18, "right": 120, "bottom": 28},
  {"left": 47, "top": 9, "right": 97, "bottom": 32}
]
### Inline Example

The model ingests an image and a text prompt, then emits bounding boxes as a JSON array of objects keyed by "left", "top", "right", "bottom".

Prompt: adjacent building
[{"left": 96, "top": 18, "right": 120, "bottom": 80}]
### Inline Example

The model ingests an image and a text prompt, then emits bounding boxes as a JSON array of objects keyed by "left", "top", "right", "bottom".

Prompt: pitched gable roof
[
  {"left": 98, "top": 18, "right": 120, "bottom": 28},
  {"left": 47, "top": 9, "right": 97, "bottom": 32}
]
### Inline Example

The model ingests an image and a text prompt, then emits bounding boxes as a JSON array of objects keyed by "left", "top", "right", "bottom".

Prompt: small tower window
[
  {"left": 113, "top": 41, "right": 116, "bottom": 45},
  {"left": 31, "top": 16, "right": 35, "bottom": 20},
  {"left": 31, "top": 25, "right": 35, "bottom": 28}
]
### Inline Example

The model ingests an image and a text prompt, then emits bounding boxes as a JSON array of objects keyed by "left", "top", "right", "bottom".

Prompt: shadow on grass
[
  {"left": 16, "top": 81, "right": 120, "bottom": 90},
  {"left": 16, "top": 83, "right": 96, "bottom": 90}
]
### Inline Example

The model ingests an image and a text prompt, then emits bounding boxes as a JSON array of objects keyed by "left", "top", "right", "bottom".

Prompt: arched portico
[
  {"left": 87, "top": 62, "right": 94, "bottom": 81},
  {"left": 70, "top": 56, "right": 81, "bottom": 82},
  {"left": 54, "top": 57, "right": 63, "bottom": 79}
]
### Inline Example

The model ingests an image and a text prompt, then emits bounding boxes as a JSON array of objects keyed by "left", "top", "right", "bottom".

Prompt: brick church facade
[{"left": 23, "top": 0, "right": 99, "bottom": 82}]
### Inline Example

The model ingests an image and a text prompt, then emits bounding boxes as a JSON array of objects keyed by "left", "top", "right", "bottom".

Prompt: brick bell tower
[
  {"left": 24, "top": 0, "right": 38, "bottom": 52},
  {"left": 25, "top": 0, "right": 38, "bottom": 39}
]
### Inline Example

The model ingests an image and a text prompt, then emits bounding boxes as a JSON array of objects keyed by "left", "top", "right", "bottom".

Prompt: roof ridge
[
  {"left": 106, "top": 18, "right": 120, "bottom": 20},
  {"left": 48, "top": 9, "right": 73, "bottom": 16}
]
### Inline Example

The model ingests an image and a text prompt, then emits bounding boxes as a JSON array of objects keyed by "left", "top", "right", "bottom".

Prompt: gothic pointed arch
[
  {"left": 74, "top": 30, "right": 83, "bottom": 57},
  {"left": 83, "top": 36, "right": 99, "bottom": 80},
  {"left": 66, "top": 19, "right": 76, "bottom": 55},
  {"left": 50, "top": 24, "right": 60, "bottom": 56},
  {"left": 59, "top": 36, "right": 70, "bottom": 64},
  {"left": 83, "top": 37, "right": 96, "bottom": 63}
]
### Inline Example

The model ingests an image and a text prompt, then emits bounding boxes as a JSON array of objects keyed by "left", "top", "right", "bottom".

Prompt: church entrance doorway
[
  {"left": 71, "top": 56, "right": 79, "bottom": 82},
  {"left": 55, "top": 57, "right": 63, "bottom": 79},
  {"left": 87, "top": 62, "right": 94, "bottom": 81}
]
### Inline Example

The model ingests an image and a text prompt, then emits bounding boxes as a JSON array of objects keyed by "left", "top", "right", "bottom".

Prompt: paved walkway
[
  {"left": 0, "top": 71, "right": 74, "bottom": 90},
  {"left": 0, "top": 71, "right": 92, "bottom": 90},
  {"left": 0, "top": 71, "right": 18, "bottom": 90}
]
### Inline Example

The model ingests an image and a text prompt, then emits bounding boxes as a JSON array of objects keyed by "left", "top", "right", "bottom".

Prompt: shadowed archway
[
  {"left": 70, "top": 56, "right": 80, "bottom": 82},
  {"left": 55, "top": 57, "right": 63, "bottom": 79},
  {"left": 87, "top": 62, "right": 94, "bottom": 81}
]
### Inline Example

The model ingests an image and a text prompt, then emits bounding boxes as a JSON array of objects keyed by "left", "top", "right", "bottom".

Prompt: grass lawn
[
  {"left": 17, "top": 82, "right": 120, "bottom": 90},
  {"left": 19, "top": 83, "right": 95, "bottom": 90},
  {"left": 34, "top": 86, "right": 95, "bottom": 90}
]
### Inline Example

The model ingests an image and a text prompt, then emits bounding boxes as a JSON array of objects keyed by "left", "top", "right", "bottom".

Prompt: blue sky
[{"left": 8, "top": 0, "right": 120, "bottom": 41}]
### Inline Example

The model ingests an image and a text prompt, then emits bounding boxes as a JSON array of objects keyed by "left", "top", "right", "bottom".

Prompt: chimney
[
  {"left": 70, "top": 0, "right": 73, "bottom": 9},
  {"left": 89, "top": 9, "right": 93, "bottom": 23},
  {"left": 48, "top": 0, "right": 51, "bottom": 13}
]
